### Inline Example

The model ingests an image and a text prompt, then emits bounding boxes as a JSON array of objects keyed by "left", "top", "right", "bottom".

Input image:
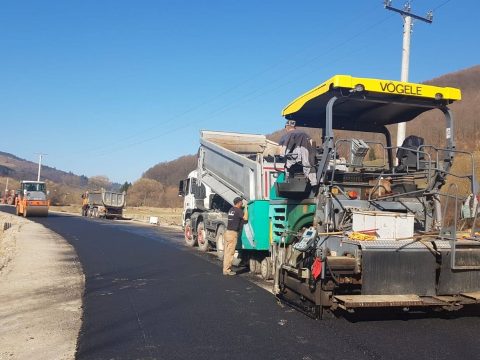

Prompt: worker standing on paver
[
  {"left": 223, "top": 197, "right": 248, "bottom": 276},
  {"left": 279, "top": 120, "right": 318, "bottom": 186}
]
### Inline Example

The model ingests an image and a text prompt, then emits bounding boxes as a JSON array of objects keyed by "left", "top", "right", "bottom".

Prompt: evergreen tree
[{"left": 119, "top": 181, "right": 132, "bottom": 193}]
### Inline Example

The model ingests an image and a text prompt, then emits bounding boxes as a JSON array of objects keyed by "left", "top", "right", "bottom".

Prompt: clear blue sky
[{"left": 0, "top": 0, "right": 477, "bottom": 183}]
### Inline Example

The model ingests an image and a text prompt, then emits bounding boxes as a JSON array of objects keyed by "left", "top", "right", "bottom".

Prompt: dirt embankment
[{"left": 0, "top": 212, "right": 84, "bottom": 360}]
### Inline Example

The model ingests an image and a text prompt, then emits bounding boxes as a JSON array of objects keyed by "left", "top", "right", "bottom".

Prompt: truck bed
[
  {"left": 198, "top": 130, "right": 280, "bottom": 205},
  {"left": 88, "top": 190, "right": 126, "bottom": 208}
]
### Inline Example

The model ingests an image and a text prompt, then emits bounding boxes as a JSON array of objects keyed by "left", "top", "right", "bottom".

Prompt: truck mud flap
[{"left": 361, "top": 249, "right": 437, "bottom": 296}]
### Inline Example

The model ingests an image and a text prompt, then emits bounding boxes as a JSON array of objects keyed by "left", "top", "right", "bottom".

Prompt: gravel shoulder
[{"left": 0, "top": 211, "right": 84, "bottom": 360}]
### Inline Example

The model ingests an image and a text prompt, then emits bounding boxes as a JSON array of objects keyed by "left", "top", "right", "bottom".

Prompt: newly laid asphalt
[{"left": 2, "top": 206, "right": 480, "bottom": 360}]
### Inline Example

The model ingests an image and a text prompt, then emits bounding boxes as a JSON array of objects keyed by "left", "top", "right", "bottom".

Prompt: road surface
[{"left": 2, "top": 206, "right": 480, "bottom": 360}]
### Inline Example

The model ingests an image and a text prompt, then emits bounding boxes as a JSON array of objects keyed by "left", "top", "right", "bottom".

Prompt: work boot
[{"left": 223, "top": 271, "right": 236, "bottom": 276}]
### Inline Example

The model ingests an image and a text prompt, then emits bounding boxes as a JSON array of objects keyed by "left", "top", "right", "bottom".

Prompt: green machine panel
[
  {"left": 269, "top": 173, "right": 316, "bottom": 245},
  {"left": 241, "top": 200, "right": 271, "bottom": 251}
]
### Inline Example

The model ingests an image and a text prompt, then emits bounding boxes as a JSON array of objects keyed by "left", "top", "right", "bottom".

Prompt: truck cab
[
  {"left": 178, "top": 170, "right": 213, "bottom": 227},
  {"left": 178, "top": 170, "right": 230, "bottom": 252}
]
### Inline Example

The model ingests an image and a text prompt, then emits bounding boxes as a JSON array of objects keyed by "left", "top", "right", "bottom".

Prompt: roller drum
[{"left": 25, "top": 206, "right": 49, "bottom": 217}]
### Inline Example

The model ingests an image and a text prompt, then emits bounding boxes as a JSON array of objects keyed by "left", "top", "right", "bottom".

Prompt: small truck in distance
[{"left": 81, "top": 189, "right": 126, "bottom": 219}]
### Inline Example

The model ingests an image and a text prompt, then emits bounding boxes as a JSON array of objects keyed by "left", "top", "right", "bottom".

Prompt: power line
[
  {"left": 80, "top": 25, "right": 349, "bottom": 155},
  {"left": 79, "top": 8, "right": 386, "bottom": 155},
  {"left": 433, "top": 0, "right": 452, "bottom": 10},
  {"left": 85, "top": 0, "right": 453, "bottom": 158},
  {"left": 94, "top": 14, "right": 394, "bottom": 157},
  {"left": 94, "top": 31, "right": 397, "bottom": 158}
]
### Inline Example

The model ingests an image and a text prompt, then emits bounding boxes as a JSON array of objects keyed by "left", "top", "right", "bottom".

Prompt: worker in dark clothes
[
  {"left": 279, "top": 120, "right": 317, "bottom": 186},
  {"left": 81, "top": 192, "right": 89, "bottom": 216},
  {"left": 223, "top": 197, "right": 248, "bottom": 276}
]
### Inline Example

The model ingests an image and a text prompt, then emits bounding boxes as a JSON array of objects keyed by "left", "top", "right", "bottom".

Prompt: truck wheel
[
  {"left": 249, "top": 256, "right": 261, "bottom": 274},
  {"left": 260, "top": 257, "right": 273, "bottom": 280},
  {"left": 184, "top": 219, "right": 196, "bottom": 247},
  {"left": 215, "top": 225, "right": 225, "bottom": 260},
  {"left": 197, "top": 221, "right": 209, "bottom": 252}
]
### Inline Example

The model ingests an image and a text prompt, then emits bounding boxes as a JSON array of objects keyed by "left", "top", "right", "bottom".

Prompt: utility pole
[
  {"left": 384, "top": 1, "right": 433, "bottom": 150},
  {"left": 36, "top": 153, "right": 47, "bottom": 181}
]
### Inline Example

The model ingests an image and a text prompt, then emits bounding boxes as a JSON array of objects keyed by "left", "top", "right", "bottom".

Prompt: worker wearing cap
[
  {"left": 279, "top": 120, "right": 318, "bottom": 186},
  {"left": 223, "top": 197, "right": 248, "bottom": 276}
]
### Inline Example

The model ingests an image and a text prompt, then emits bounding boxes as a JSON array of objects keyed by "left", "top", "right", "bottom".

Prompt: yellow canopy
[{"left": 282, "top": 75, "right": 461, "bottom": 130}]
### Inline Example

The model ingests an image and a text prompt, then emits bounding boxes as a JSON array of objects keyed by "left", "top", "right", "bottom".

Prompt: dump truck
[
  {"left": 81, "top": 189, "right": 126, "bottom": 219},
  {"left": 15, "top": 181, "right": 49, "bottom": 217},
  {"left": 271, "top": 75, "right": 480, "bottom": 318},
  {"left": 179, "top": 130, "right": 283, "bottom": 278}
]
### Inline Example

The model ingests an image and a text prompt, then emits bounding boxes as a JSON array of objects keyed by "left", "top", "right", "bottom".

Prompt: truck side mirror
[{"left": 178, "top": 180, "right": 185, "bottom": 197}]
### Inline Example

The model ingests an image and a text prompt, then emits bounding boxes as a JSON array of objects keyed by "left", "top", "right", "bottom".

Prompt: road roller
[{"left": 15, "top": 180, "right": 50, "bottom": 217}]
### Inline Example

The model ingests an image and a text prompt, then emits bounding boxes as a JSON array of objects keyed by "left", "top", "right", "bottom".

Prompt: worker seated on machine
[{"left": 279, "top": 120, "right": 318, "bottom": 187}]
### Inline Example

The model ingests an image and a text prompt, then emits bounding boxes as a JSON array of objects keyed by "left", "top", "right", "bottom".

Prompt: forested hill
[
  {"left": 0, "top": 151, "right": 88, "bottom": 187},
  {"left": 0, "top": 151, "right": 125, "bottom": 205},
  {"left": 123, "top": 155, "right": 197, "bottom": 207},
  {"left": 142, "top": 155, "right": 197, "bottom": 187},
  {"left": 0, "top": 151, "right": 92, "bottom": 205}
]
